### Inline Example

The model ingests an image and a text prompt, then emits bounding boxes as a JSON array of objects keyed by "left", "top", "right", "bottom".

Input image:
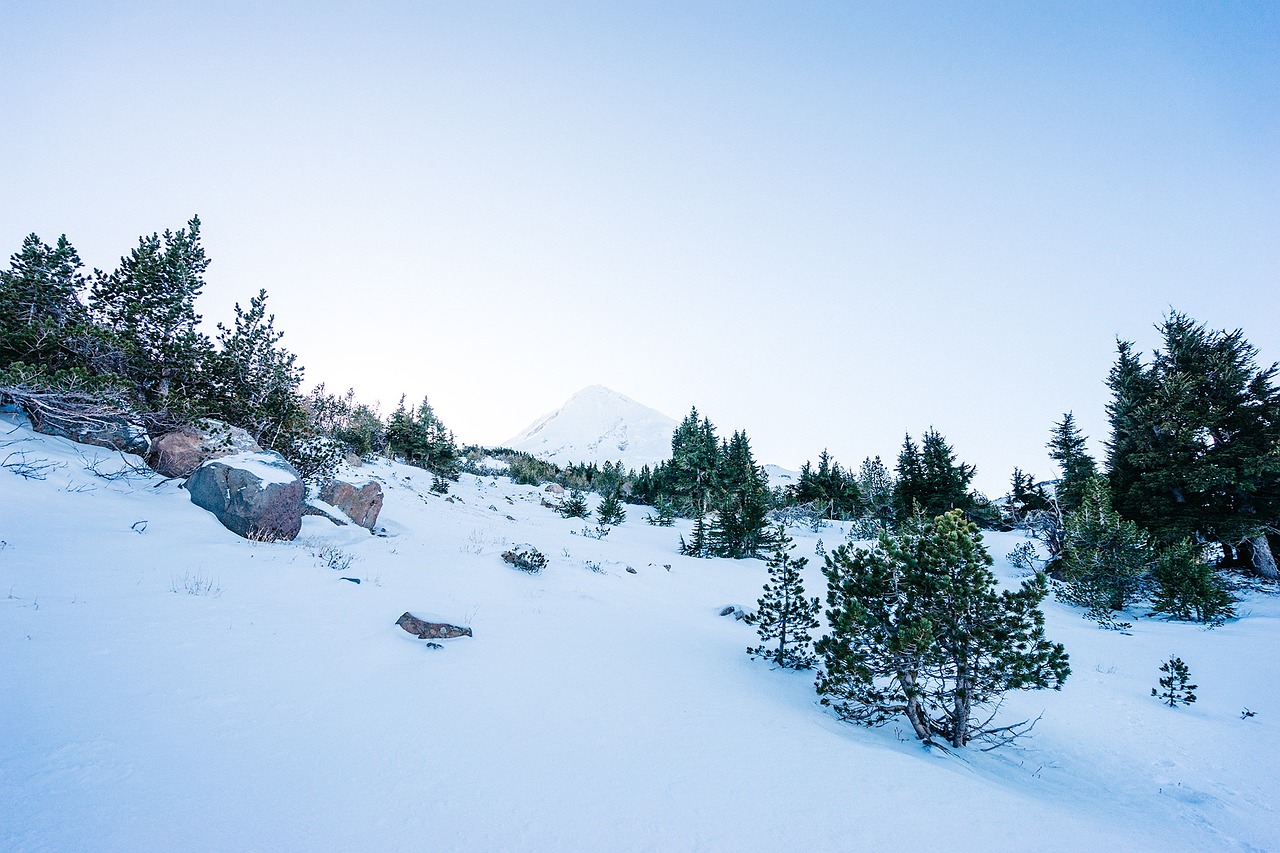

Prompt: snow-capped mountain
[{"left": 504, "top": 385, "right": 677, "bottom": 470}]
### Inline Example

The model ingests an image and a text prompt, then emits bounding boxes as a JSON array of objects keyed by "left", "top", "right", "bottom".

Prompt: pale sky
[{"left": 3, "top": 2, "right": 1277, "bottom": 494}]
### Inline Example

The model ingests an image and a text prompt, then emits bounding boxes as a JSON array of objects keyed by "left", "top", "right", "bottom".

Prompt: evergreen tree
[
  {"left": 1152, "top": 656, "right": 1197, "bottom": 707},
  {"left": 709, "top": 430, "right": 772, "bottom": 558},
  {"left": 793, "top": 449, "right": 863, "bottom": 519},
  {"left": 645, "top": 497, "right": 676, "bottom": 526},
  {"left": 894, "top": 433, "right": 925, "bottom": 517},
  {"left": 855, "top": 455, "right": 896, "bottom": 522},
  {"left": 747, "top": 524, "right": 820, "bottom": 669},
  {"left": 559, "top": 489, "right": 590, "bottom": 519},
  {"left": 597, "top": 491, "right": 626, "bottom": 526},
  {"left": 0, "top": 233, "right": 90, "bottom": 372},
  {"left": 1056, "top": 476, "right": 1152, "bottom": 628},
  {"left": 816, "top": 510, "right": 1069, "bottom": 748},
  {"left": 1008, "top": 467, "right": 1051, "bottom": 523},
  {"left": 1047, "top": 412, "right": 1097, "bottom": 513},
  {"left": 680, "top": 511, "right": 711, "bottom": 557},
  {"left": 656, "top": 407, "right": 721, "bottom": 516},
  {"left": 208, "top": 289, "right": 308, "bottom": 451},
  {"left": 89, "top": 216, "right": 213, "bottom": 417},
  {"left": 1149, "top": 539, "right": 1235, "bottom": 624},
  {"left": 385, "top": 394, "right": 460, "bottom": 478},
  {"left": 1106, "top": 313, "right": 1280, "bottom": 577}
]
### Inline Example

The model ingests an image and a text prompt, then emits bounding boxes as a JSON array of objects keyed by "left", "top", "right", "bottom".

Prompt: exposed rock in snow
[
  {"left": 146, "top": 419, "right": 260, "bottom": 478},
  {"left": 185, "top": 451, "right": 305, "bottom": 541},
  {"left": 319, "top": 479, "right": 384, "bottom": 529},
  {"left": 396, "top": 612, "right": 472, "bottom": 640},
  {"left": 505, "top": 385, "right": 676, "bottom": 471}
]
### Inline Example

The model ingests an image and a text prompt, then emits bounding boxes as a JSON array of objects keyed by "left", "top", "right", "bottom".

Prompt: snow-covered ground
[{"left": 2, "top": 417, "right": 1277, "bottom": 852}]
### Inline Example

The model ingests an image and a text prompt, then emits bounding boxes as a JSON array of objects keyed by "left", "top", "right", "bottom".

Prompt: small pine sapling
[
  {"left": 1149, "top": 540, "right": 1235, "bottom": 625},
  {"left": 558, "top": 489, "right": 589, "bottom": 519},
  {"left": 645, "top": 498, "right": 676, "bottom": 527},
  {"left": 746, "top": 523, "right": 820, "bottom": 669},
  {"left": 1152, "top": 656, "right": 1197, "bottom": 707},
  {"left": 597, "top": 491, "right": 626, "bottom": 526}
]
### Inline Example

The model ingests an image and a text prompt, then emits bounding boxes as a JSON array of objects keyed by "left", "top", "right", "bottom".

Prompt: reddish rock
[
  {"left": 396, "top": 612, "right": 472, "bottom": 640},
  {"left": 319, "top": 480, "right": 384, "bottom": 529},
  {"left": 147, "top": 420, "right": 261, "bottom": 478}
]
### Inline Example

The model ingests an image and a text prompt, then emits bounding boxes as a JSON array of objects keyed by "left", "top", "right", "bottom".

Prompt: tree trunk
[
  {"left": 1243, "top": 534, "right": 1279, "bottom": 580},
  {"left": 899, "top": 670, "right": 934, "bottom": 744}
]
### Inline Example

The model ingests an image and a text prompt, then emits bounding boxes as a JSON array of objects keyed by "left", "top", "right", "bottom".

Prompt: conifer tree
[
  {"left": 597, "top": 491, "right": 626, "bottom": 526},
  {"left": 1056, "top": 476, "right": 1152, "bottom": 628},
  {"left": 709, "top": 430, "right": 772, "bottom": 558},
  {"left": 855, "top": 455, "right": 896, "bottom": 522},
  {"left": 1047, "top": 412, "right": 1097, "bottom": 513},
  {"left": 0, "top": 233, "right": 90, "bottom": 372},
  {"left": 816, "top": 510, "right": 1069, "bottom": 748},
  {"left": 559, "top": 489, "right": 590, "bottom": 519},
  {"left": 747, "top": 524, "right": 820, "bottom": 669},
  {"left": 1149, "top": 539, "right": 1235, "bottom": 624},
  {"left": 208, "top": 289, "right": 308, "bottom": 451},
  {"left": 1152, "top": 656, "right": 1197, "bottom": 707},
  {"left": 1106, "top": 313, "right": 1280, "bottom": 578},
  {"left": 89, "top": 216, "right": 213, "bottom": 416}
]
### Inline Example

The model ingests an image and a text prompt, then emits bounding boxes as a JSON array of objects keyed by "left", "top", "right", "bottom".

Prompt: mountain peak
[{"left": 505, "top": 386, "right": 676, "bottom": 469}]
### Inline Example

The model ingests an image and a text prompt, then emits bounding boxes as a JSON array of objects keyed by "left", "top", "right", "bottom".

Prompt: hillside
[
  {"left": 2, "top": 416, "right": 1279, "bottom": 852},
  {"left": 505, "top": 385, "right": 677, "bottom": 470}
]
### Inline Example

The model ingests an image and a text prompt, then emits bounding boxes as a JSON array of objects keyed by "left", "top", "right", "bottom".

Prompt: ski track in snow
[{"left": 1, "top": 417, "right": 1278, "bottom": 852}]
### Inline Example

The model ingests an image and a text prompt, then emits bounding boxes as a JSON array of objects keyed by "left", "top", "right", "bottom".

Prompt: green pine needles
[
  {"left": 1152, "top": 656, "right": 1197, "bottom": 707},
  {"left": 816, "top": 510, "right": 1069, "bottom": 749},
  {"left": 747, "top": 524, "right": 820, "bottom": 669}
]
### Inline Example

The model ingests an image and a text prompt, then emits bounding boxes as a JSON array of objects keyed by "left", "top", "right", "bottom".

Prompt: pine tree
[
  {"left": 1149, "top": 539, "right": 1235, "bottom": 624},
  {"left": 709, "top": 430, "right": 772, "bottom": 558},
  {"left": 645, "top": 497, "right": 676, "bottom": 526},
  {"left": 894, "top": 433, "right": 925, "bottom": 517},
  {"left": 1152, "top": 656, "right": 1197, "bottom": 707},
  {"left": 1047, "top": 412, "right": 1097, "bottom": 513},
  {"left": 855, "top": 455, "right": 896, "bottom": 522},
  {"left": 559, "top": 489, "right": 589, "bottom": 519},
  {"left": 0, "top": 233, "right": 89, "bottom": 372},
  {"left": 208, "top": 289, "right": 308, "bottom": 452},
  {"left": 747, "top": 524, "right": 820, "bottom": 669},
  {"left": 1056, "top": 476, "right": 1152, "bottom": 628},
  {"left": 1106, "top": 313, "right": 1280, "bottom": 578},
  {"left": 816, "top": 510, "right": 1069, "bottom": 748},
  {"left": 89, "top": 216, "right": 213, "bottom": 416},
  {"left": 597, "top": 491, "right": 626, "bottom": 526}
]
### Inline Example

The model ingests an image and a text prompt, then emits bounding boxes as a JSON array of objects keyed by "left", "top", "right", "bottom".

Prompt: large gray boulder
[
  {"left": 146, "top": 419, "right": 260, "bottom": 478},
  {"left": 186, "top": 451, "right": 305, "bottom": 541},
  {"left": 318, "top": 479, "right": 384, "bottom": 529}
]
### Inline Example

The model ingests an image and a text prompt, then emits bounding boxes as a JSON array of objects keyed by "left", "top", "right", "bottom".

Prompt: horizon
[{"left": 3, "top": 2, "right": 1276, "bottom": 496}]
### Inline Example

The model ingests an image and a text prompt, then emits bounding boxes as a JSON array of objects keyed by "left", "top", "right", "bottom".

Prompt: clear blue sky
[{"left": 3, "top": 2, "right": 1277, "bottom": 493}]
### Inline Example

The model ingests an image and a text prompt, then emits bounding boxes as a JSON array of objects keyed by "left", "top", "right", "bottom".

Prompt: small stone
[{"left": 340, "top": 577, "right": 361, "bottom": 584}]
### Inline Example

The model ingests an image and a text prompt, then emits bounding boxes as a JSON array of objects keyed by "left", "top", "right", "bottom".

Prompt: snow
[
  {"left": 207, "top": 450, "right": 301, "bottom": 486},
  {"left": 505, "top": 385, "right": 677, "bottom": 470},
  {"left": 3, "top": 418, "right": 1279, "bottom": 852}
]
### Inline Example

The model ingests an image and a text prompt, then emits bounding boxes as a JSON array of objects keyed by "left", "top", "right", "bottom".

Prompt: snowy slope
[
  {"left": 3, "top": 417, "right": 1279, "bottom": 852},
  {"left": 505, "top": 385, "right": 676, "bottom": 470}
]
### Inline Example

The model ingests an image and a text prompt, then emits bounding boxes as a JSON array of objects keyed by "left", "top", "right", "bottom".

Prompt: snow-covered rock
[
  {"left": 505, "top": 385, "right": 676, "bottom": 470},
  {"left": 185, "top": 451, "right": 305, "bottom": 541},
  {"left": 146, "top": 419, "right": 261, "bottom": 478}
]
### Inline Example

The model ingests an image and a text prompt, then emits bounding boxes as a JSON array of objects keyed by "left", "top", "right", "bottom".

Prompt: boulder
[
  {"left": 146, "top": 419, "right": 261, "bottom": 478},
  {"left": 396, "top": 612, "right": 472, "bottom": 640},
  {"left": 186, "top": 451, "right": 305, "bottom": 541},
  {"left": 544, "top": 484, "right": 565, "bottom": 494},
  {"left": 343, "top": 453, "right": 362, "bottom": 468},
  {"left": 29, "top": 410, "right": 148, "bottom": 455},
  {"left": 319, "top": 480, "right": 383, "bottom": 529}
]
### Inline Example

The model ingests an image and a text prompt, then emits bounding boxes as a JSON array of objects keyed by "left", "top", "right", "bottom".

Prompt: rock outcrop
[
  {"left": 185, "top": 451, "right": 305, "bottom": 541},
  {"left": 146, "top": 420, "right": 261, "bottom": 478},
  {"left": 319, "top": 479, "right": 384, "bottom": 530}
]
